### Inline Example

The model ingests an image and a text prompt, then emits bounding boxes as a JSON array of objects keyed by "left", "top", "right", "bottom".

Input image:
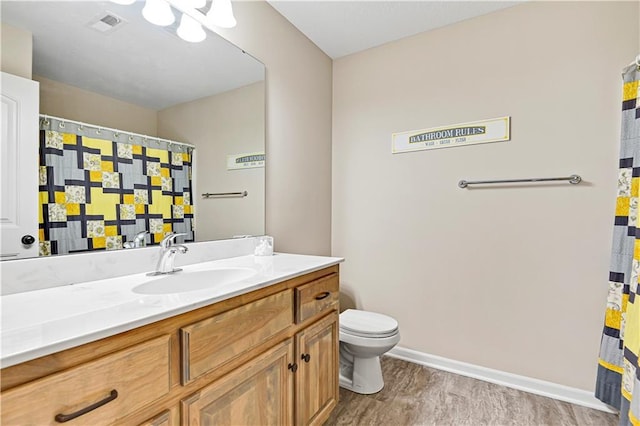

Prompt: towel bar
[
  {"left": 201, "top": 191, "right": 248, "bottom": 198},
  {"left": 458, "top": 175, "right": 582, "bottom": 188}
]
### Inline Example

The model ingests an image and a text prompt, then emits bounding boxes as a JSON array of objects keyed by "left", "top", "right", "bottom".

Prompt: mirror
[{"left": 1, "top": 1, "right": 265, "bottom": 259}]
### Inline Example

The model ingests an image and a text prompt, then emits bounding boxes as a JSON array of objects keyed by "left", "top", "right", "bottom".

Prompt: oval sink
[{"left": 132, "top": 267, "right": 257, "bottom": 295}]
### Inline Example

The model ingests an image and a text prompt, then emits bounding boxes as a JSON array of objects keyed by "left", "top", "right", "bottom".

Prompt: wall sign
[
  {"left": 227, "top": 152, "right": 265, "bottom": 170},
  {"left": 392, "top": 117, "right": 510, "bottom": 154}
]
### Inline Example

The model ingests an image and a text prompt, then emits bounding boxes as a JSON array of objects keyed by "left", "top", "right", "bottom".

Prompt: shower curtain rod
[{"left": 39, "top": 114, "right": 196, "bottom": 150}]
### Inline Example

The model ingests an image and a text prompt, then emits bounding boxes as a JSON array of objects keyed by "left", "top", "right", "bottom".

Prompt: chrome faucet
[
  {"left": 132, "top": 230, "right": 149, "bottom": 247},
  {"left": 148, "top": 233, "right": 188, "bottom": 276},
  {"left": 123, "top": 230, "right": 149, "bottom": 249}
]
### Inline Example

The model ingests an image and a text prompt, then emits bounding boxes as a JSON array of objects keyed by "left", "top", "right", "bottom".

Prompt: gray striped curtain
[{"left": 595, "top": 61, "right": 640, "bottom": 426}]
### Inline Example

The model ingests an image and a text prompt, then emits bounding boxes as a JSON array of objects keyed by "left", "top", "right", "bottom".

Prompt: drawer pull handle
[
  {"left": 301, "top": 353, "right": 311, "bottom": 363},
  {"left": 288, "top": 363, "right": 298, "bottom": 373},
  {"left": 54, "top": 389, "right": 118, "bottom": 423},
  {"left": 315, "top": 292, "right": 331, "bottom": 300}
]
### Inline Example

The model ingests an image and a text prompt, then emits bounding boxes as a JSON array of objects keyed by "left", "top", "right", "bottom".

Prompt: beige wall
[
  {"left": 158, "top": 82, "right": 265, "bottom": 240},
  {"left": 214, "top": 0, "right": 333, "bottom": 255},
  {"left": 332, "top": 1, "right": 639, "bottom": 392},
  {"left": 1, "top": 23, "right": 32, "bottom": 79},
  {"left": 35, "top": 75, "right": 158, "bottom": 136}
]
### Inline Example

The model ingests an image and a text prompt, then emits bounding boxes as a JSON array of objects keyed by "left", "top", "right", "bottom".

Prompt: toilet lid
[{"left": 340, "top": 309, "right": 398, "bottom": 338}]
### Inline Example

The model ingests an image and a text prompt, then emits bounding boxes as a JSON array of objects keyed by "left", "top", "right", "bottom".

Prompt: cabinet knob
[
  {"left": 301, "top": 353, "right": 311, "bottom": 363},
  {"left": 288, "top": 363, "right": 298, "bottom": 373},
  {"left": 21, "top": 235, "right": 35, "bottom": 246}
]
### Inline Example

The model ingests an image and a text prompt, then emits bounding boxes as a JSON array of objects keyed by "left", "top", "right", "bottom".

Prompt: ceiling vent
[{"left": 88, "top": 11, "right": 127, "bottom": 34}]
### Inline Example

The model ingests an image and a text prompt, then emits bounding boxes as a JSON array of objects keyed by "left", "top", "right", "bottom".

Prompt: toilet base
[{"left": 338, "top": 355, "right": 384, "bottom": 394}]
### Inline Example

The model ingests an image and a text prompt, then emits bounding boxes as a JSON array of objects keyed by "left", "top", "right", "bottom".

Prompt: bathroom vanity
[{"left": 0, "top": 254, "right": 342, "bottom": 425}]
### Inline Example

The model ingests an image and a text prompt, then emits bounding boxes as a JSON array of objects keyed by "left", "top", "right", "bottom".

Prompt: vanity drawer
[
  {"left": 181, "top": 290, "right": 293, "bottom": 384},
  {"left": 295, "top": 273, "right": 339, "bottom": 323},
  {"left": 1, "top": 335, "right": 171, "bottom": 425}
]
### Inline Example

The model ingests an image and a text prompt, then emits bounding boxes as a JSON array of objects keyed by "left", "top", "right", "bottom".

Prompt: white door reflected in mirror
[{"left": 1, "top": 72, "right": 39, "bottom": 260}]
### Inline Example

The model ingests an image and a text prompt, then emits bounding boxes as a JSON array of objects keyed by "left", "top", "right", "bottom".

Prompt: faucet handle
[
  {"left": 160, "top": 232, "right": 187, "bottom": 249},
  {"left": 134, "top": 230, "right": 149, "bottom": 239},
  {"left": 133, "top": 230, "right": 149, "bottom": 247}
]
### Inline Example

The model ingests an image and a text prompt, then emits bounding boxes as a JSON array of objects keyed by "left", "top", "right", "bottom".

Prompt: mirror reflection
[{"left": 1, "top": 1, "right": 265, "bottom": 259}]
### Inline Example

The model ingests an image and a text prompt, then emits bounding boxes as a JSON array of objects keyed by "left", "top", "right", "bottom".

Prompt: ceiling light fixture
[
  {"left": 112, "top": 0, "right": 236, "bottom": 44},
  {"left": 177, "top": 13, "right": 206, "bottom": 43},
  {"left": 142, "top": 0, "right": 175, "bottom": 27},
  {"left": 206, "top": 0, "right": 236, "bottom": 28}
]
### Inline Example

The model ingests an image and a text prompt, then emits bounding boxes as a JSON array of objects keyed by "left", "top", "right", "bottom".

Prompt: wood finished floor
[{"left": 324, "top": 356, "right": 618, "bottom": 426}]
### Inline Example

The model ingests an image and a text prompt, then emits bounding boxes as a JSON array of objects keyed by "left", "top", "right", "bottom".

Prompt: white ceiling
[
  {"left": 1, "top": 1, "right": 521, "bottom": 110},
  {"left": 267, "top": 1, "right": 522, "bottom": 59}
]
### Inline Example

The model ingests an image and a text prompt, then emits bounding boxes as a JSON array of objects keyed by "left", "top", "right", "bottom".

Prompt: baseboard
[{"left": 387, "top": 346, "right": 617, "bottom": 414}]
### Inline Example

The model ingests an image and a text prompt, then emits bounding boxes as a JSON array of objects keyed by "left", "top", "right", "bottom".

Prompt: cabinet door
[
  {"left": 295, "top": 311, "right": 339, "bottom": 426},
  {"left": 182, "top": 338, "right": 294, "bottom": 426}
]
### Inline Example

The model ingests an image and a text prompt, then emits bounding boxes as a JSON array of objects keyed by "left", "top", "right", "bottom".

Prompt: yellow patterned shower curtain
[
  {"left": 596, "top": 60, "right": 640, "bottom": 426},
  {"left": 39, "top": 117, "right": 194, "bottom": 256}
]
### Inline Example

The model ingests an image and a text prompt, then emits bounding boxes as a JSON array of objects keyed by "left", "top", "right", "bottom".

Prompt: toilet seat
[{"left": 340, "top": 309, "right": 398, "bottom": 338}]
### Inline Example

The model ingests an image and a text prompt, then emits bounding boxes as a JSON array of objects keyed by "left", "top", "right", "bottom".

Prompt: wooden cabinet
[
  {"left": 0, "top": 265, "right": 339, "bottom": 426},
  {"left": 292, "top": 271, "right": 340, "bottom": 425},
  {"left": 181, "top": 270, "right": 340, "bottom": 426},
  {"left": 295, "top": 311, "right": 339, "bottom": 426},
  {"left": 181, "top": 339, "right": 294, "bottom": 426}
]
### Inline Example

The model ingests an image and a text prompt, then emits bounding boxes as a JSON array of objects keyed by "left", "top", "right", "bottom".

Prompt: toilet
[{"left": 339, "top": 309, "right": 400, "bottom": 394}]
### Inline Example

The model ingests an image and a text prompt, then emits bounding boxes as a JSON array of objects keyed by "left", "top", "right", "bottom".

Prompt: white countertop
[{"left": 1, "top": 253, "right": 343, "bottom": 368}]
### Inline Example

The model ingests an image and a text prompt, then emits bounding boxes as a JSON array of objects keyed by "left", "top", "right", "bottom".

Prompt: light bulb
[
  {"left": 177, "top": 13, "right": 206, "bottom": 43},
  {"left": 206, "top": 0, "right": 236, "bottom": 28},
  {"left": 142, "top": 0, "right": 175, "bottom": 26}
]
